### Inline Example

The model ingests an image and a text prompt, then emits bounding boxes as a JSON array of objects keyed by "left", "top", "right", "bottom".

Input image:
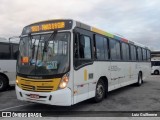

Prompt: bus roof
[
  {"left": 75, "top": 20, "right": 149, "bottom": 49},
  {"left": 24, "top": 19, "right": 150, "bottom": 49},
  {"left": 0, "top": 37, "right": 19, "bottom": 44}
]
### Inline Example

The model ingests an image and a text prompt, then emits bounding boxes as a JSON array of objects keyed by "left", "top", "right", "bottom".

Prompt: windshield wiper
[
  {"left": 28, "top": 33, "right": 37, "bottom": 60},
  {"left": 43, "top": 30, "right": 58, "bottom": 52},
  {"left": 42, "top": 30, "right": 58, "bottom": 61}
]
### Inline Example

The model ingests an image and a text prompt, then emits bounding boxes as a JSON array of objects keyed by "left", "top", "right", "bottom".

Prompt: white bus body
[
  {"left": 151, "top": 57, "right": 160, "bottom": 75},
  {"left": 0, "top": 38, "right": 19, "bottom": 91},
  {"left": 16, "top": 19, "right": 151, "bottom": 106}
]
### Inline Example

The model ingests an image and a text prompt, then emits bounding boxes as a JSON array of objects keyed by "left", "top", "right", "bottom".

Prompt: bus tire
[
  {"left": 94, "top": 79, "right": 105, "bottom": 103},
  {"left": 154, "top": 70, "right": 159, "bottom": 75},
  {"left": 136, "top": 73, "right": 142, "bottom": 86},
  {"left": 0, "top": 75, "right": 8, "bottom": 91}
]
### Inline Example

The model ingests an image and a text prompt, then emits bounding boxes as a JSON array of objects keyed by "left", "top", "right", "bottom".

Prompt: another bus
[
  {"left": 16, "top": 19, "right": 151, "bottom": 106},
  {"left": 151, "top": 58, "right": 160, "bottom": 75},
  {"left": 0, "top": 37, "right": 19, "bottom": 91}
]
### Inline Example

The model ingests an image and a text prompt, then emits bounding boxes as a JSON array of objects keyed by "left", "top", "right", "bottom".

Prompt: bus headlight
[
  {"left": 16, "top": 79, "right": 19, "bottom": 84},
  {"left": 59, "top": 74, "right": 69, "bottom": 89}
]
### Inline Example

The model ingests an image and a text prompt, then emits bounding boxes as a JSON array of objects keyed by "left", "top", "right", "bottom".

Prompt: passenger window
[
  {"left": 12, "top": 44, "right": 19, "bottom": 59},
  {"left": 104, "top": 38, "right": 108, "bottom": 60},
  {"left": 142, "top": 49, "right": 147, "bottom": 61},
  {"left": 110, "top": 39, "right": 121, "bottom": 60},
  {"left": 137, "top": 47, "right": 142, "bottom": 61},
  {"left": 0, "top": 44, "right": 11, "bottom": 59},
  {"left": 130, "top": 45, "right": 137, "bottom": 61},
  {"left": 147, "top": 50, "right": 151, "bottom": 61},
  {"left": 95, "top": 35, "right": 105, "bottom": 60},
  {"left": 122, "top": 43, "right": 130, "bottom": 61}
]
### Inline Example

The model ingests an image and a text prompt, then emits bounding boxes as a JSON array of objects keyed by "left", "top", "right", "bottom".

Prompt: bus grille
[
  {"left": 17, "top": 76, "right": 61, "bottom": 92},
  {"left": 20, "top": 84, "right": 54, "bottom": 92}
]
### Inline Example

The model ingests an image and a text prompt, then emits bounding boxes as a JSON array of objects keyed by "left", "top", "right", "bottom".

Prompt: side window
[
  {"left": 12, "top": 44, "right": 19, "bottom": 59},
  {"left": 121, "top": 43, "right": 130, "bottom": 61},
  {"left": 110, "top": 39, "right": 121, "bottom": 60},
  {"left": 152, "top": 61, "right": 160, "bottom": 66},
  {"left": 137, "top": 47, "right": 142, "bottom": 61},
  {"left": 147, "top": 50, "right": 151, "bottom": 61},
  {"left": 151, "top": 61, "right": 155, "bottom": 66},
  {"left": 155, "top": 61, "right": 158, "bottom": 66},
  {"left": 79, "top": 35, "right": 92, "bottom": 59},
  {"left": 142, "top": 49, "right": 147, "bottom": 61},
  {"left": 95, "top": 35, "right": 108, "bottom": 60},
  {"left": 104, "top": 38, "right": 108, "bottom": 60},
  {"left": 130, "top": 45, "right": 137, "bottom": 61},
  {"left": 0, "top": 43, "right": 11, "bottom": 59},
  {"left": 74, "top": 32, "right": 93, "bottom": 69}
]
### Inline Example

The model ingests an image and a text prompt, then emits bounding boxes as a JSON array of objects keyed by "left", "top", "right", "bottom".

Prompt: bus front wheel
[
  {"left": 0, "top": 75, "right": 8, "bottom": 91},
  {"left": 94, "top": 79, "right": 105, "bottom": 102}
]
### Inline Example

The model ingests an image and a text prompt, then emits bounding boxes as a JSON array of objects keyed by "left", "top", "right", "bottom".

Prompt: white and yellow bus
[{"left": 16, "top": 19, "right": 151, "bottom": 106}]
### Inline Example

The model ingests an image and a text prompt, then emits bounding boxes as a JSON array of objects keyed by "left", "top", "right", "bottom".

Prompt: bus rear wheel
[
  {"left": 0, "top": 75, "right": 8, "bottom": 91},
  {"left": 154, "top": 70, "right": 159, "bottom": 75},
  {"left": 94, "top": 80, "right": 105, "bottom": 102}
]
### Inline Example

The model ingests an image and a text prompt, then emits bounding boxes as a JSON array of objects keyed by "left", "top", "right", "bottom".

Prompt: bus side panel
[
  {"left": 130, "top": 62, "right": 139, "bottom": 83},
  {"left": 109, "top": 62, "right": 121, "bottom": 90},
  {"left": 0, "top": 60, "right": 16, "bottom": 85},
  {"left": 117, "top": 62, "right": 132, "bottom": 87},
  {"left": 91, "top": 61, "right": 111, "bottom": 94},
  {"left": 142, "top": 62, "right": 151, "bottom": 80},
  {"left": 135, "top": 62, "right": 150, "bottom": 81}
]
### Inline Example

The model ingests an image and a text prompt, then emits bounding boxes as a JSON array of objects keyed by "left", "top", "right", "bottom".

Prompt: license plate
[{"left": 30, "top": 94, "right": 39, "bottom": 99}]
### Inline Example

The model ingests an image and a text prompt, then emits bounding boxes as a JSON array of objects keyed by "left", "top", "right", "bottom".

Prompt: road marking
[{"left": 0, "top": 103, "right": 34, "bottom": 111}]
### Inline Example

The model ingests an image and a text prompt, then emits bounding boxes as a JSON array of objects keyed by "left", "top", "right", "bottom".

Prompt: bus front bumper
[{"left": 16, "top": 85, "right": 72, "bottom": 106}]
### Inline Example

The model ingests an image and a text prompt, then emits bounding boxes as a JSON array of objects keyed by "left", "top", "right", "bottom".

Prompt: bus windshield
[{"left": 17, "top": 32, "right": 70, "bottom": 76}]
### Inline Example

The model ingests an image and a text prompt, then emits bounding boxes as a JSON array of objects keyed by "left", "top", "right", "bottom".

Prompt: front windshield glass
[{"left": 17, "top": 32, "right": 70, "bottom": 76}]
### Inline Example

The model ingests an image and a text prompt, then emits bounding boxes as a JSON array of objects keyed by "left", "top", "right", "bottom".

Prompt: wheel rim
[
  {"left": 96, "top": 83, "right": 104, "bottom": 99},
  {"left": 0, "top": 80, "right": 3, "bottom": 89},
  {"left": 155, "top": 71, "right": 158, "bottom": 75}
]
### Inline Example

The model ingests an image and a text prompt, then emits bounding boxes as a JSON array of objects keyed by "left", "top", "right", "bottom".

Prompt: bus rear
[{"left": 16, "top": 19, "right": 74, "bottom": 106}]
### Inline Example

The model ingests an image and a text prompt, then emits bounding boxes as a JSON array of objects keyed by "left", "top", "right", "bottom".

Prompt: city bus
[
  {"left": 16, "top": 19, "right": 151, "bottom": 106},
  {"left": 0, "top": 37, "right": 19, "bottom": 91}
]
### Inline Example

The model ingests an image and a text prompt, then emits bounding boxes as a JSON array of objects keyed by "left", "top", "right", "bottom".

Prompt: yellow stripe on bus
[{"left": 91, "top": 27, "right": 114, "bottom": 38}]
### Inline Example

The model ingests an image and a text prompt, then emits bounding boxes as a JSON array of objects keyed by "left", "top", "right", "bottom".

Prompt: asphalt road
[{"left": 0, "top": 75, "right": 160, "bottom": 113}]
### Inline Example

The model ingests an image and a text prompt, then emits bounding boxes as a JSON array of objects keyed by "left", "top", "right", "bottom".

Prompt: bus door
[{"left": 73, "top": 30, "right": 95, "bottom": 104}]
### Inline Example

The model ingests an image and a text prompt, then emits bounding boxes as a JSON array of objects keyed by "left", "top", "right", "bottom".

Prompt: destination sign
[
  {"left": 31, "top": 22, "right": 65, "bottom": 32},
  {"left": 22, "top": 20, "right": 73, "bottom": 35}
]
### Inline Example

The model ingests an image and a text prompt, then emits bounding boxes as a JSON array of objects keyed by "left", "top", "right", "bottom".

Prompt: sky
[{"left": 0, "top": 0, "right": 160, "bottom": 50}]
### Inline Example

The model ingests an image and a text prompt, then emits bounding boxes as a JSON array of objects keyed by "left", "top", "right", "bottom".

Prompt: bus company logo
[{"left": 2, "top": 112, "right": 11, "bottom": 117}]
